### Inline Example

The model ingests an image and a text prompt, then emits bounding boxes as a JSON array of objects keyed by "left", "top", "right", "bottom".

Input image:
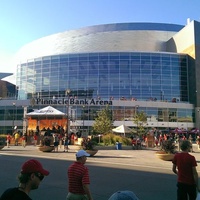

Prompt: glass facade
[
  {"left": 0, "top": 104, "right": 194, "bottom": 134},
  {"left": 4, "top": 51, "right": 192, "bottom": 135},
  {"left": 17, "top": 52, "right": 188, "bottom": 103}
]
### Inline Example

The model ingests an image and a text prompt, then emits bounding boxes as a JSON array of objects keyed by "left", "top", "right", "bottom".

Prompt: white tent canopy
[
  {"left": 112, "top": 125, "right": 133, "bottom": 136},
  {"left": 26, "top": 106, "right": 65, "bottom": 116}
]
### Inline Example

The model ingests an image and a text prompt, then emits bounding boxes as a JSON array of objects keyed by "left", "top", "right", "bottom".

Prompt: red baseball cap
[{"left": 21, "top": 159, "right": 49, "bottom": 176}]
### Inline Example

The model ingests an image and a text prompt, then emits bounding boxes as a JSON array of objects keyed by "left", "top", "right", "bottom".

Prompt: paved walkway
[
  {"left": 1, "top": 144, "right": 200, "bottom": 172},
  {"left": 2, "top": 144, "right": 200, "bottom": 200}
]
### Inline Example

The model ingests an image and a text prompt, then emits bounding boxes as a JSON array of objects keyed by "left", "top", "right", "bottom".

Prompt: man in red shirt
[
  {"left": 67, "top": 150, "right": 93, "bottom": 200},
  {"left": 172, "top": 140, "right": 200, "bottom": 200}
]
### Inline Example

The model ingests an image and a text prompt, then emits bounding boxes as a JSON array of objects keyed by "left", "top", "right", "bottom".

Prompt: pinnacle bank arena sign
[{"left": 33, "top": 98, "right": 113, "bottom": 106}]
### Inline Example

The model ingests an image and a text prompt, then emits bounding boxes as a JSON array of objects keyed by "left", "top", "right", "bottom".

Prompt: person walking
[
  {"left": 21, "top": 134, "right": 27, "bottom": 148},
  {"left": 66, "top": 150, "right": 93, "bottom": 200},
  {"left": 172, "top": 140, "right": 200, "bottom": 200},
  {"left": 53, "top": 133, "right": 59, "bottom": 152},
  {"left": 33, "top": 134, "right": 38, "bottom": 146},
  {"left": 6, "top": 134, "right": 12, "bottom": 148},
  {"left": 196, "top": 135, "right": 200, "bottom": 150},
  {"left": 63, "top": 134, "right": 69, "bottom": 152},
  {"left": 14, "top": 132, "right": 20, "bottom": 146},
  {"left": 0, "top": 159, "right": 49, "bottom": 200}
]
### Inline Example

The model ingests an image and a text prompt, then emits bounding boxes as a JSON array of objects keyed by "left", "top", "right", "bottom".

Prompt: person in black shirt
[{"left": 0, "top": 159, "right": 49, "bottom": 200}]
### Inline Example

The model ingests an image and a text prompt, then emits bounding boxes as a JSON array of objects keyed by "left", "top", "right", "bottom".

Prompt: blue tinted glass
[
  {"left": 17, "top": 52, "right": 188, "bottom": 102},
  {"left": 69, "top": 57, "right": 78, "bottom": 62},
  {"left": 99, "top": 53, "right": 109, "bottom": 60},
  {"left": 109, "top": 52, "right": 119, "bottom": 59},
  {"left": 43, "top": 57, "right": 51, "bottom": 64},
  {"left": 130, "top": 53, "right": 140, "bottom": 60},
  {"left": 120, "top": 53, "right": 130, "bottom": 60},
  {"left": 161, "top": 55, "right": 170, "bottom": 60},
  {"left": 141, "top": 55, "right": 150, "bottom": 59},
  {"left": 35, "top": 60, "right": 42, "bottom": 65},
  {"left": 79, "top": 54, "right": 88, "bottom": 60},
  {"left": 51, "top": 56, "right": 60, "bottom": 62},
  {"left": 89, "top": 53, "right": 98, "bottom": 60},
  {"left": 60, "top": 55, "right": 68, "bottom": 62}
]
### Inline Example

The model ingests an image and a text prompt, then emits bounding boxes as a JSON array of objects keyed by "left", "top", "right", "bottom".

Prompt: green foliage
[
  {"left": 92, "top": 136, "right": 101, "bottom": 143},
  {"left": 102, "top": 133, "right": 132, "bottom": 146},
  {"left": 92, "top": 105, "right": 113, "bottom": 134},
  {"left": 102, "top": 133, "right": 115, "bottom": 145},
  {"left": 81, "top": 138, "right": 96, "bottom": 150},
  {"left": 161, "top": 140, "right": 177, "bottom": 154},
  {"left": 113, "top": 135, "right": 122, "bottom": 143},
  {"left": 133, "top": 111, "right": 147, "bottom": 135},
  {"left": 0, "top": 134, "right": 7, "bottom": 138},
  {"left": 0, "top": 135, "right": 6, "bottom": 145},
  {"left": 42, "top": 136, "right": 52, "bottom": 146},
  {"left": 121, "top": 137, "right": 132, "bottom": 145}
]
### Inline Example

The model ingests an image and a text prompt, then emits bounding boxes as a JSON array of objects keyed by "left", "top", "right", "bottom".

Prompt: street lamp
[
  {"left": 82, "top": 105, "right": 85, "bottom": 135},
  {"left": 198, "top": 109, "right": 200, "bottom": 130},
  {"left": 135, "top": 105, "right": 139, "bottom": 135},
  {"left": 22, "top": 106, "right": 28, "bottom": 135},
  {"left": 12, "top": 102, "right": 16, "bottom": 134},
  {"left": 65, "top": 89, "right": 71, "bottom": 152}
]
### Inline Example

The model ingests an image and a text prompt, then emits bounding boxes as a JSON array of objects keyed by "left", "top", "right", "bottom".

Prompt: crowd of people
[
  {"left": 5, "top": 124, "right": 82, "bottom": 153},
  {"left": 131, "top": 128, "right": 200, "bottom": 151},
  {"left": 5, "top": 132, "right": 38, "bottom": 148}
]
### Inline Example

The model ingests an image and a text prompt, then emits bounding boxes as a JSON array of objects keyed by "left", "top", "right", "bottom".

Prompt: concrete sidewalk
[
  {"left": 1, "top": 144, "right": 200, "bottom": 200},
  {"left": 1, "top": 144, "right": 200, "bottom": 172}
]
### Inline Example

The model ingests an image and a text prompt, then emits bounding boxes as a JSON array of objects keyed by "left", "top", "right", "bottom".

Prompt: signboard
[{"left": 31, "top": 98, "right": 113, "bottom": 106}]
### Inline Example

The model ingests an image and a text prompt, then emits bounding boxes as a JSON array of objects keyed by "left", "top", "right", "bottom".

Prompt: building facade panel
[{"left": 15, "top": 23, "right": 183, "bottom": 63}]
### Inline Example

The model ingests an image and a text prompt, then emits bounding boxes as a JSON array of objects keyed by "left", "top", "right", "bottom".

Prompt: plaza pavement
[
  {"left": 1, "top": 143, "right": 200, "bottom": 172},
  {"left": 1, "top": 144, "right": 200, "bottom": 199}
]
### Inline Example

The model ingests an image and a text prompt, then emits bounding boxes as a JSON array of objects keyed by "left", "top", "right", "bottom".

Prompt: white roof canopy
[
  {"left": 112, "top": 125, "right": 133, "bottom": 136},
  {"left": 26, "top": 106, "right": 65, "bottom": 116}
]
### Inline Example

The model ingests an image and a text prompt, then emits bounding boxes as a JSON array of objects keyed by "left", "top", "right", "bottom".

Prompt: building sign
[{"left": 35, "top": 98, "right": 112, "bottom": 106}]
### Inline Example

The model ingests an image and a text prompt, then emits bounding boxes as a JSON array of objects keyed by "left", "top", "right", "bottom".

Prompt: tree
[
  {"left": 92, "top": 105, "right": 113, "bottom": 134},
  {"left": 133, "top": 111, "right": 147, "bottom": 135}
]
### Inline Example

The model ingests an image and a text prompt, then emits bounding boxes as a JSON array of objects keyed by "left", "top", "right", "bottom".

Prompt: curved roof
[
  {"left": 15, "top": 22, "right": 184, "bottom": 63},
  {"left": 0, "top": 73, "right": 13, "bottom": 79},
  {"left": 75, "top": 22, "right": 183, "bottom": 32}
]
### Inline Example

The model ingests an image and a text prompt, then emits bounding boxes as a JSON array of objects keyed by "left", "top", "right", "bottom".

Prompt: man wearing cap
[
  {"left": 0, "top": 159, "right": 49, "bottom": 200},
  {"left": 67, "top": 150, "right": 93, "bottom": 200}
]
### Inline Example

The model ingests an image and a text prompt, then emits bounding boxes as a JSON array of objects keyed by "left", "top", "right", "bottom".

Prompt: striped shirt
[{"left": 68, "top": 161, "right": 90, "bottom": 194}]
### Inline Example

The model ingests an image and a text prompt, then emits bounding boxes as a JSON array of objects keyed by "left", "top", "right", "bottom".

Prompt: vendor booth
[
  {"left": 112, "top": 125, "right": 133, "bottom": 137},
  {"left": 26, "top": 106, "right": 67, "bottom": 135}
]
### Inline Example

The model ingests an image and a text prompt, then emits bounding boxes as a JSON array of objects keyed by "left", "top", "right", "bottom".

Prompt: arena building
[{"left": 1, "top": 20, "right": 200, "bottom": 135}]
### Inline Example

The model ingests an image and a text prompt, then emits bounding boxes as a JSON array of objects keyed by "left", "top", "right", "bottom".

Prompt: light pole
[
  {"left": 65, "top": 89, "right": 71, "bottom": 152},
  {"left": 12, "top": 102, "right": 16, "bottom": 134},
  {"left": 22, "top": 106, "right": 28, "bottom": 135},
  {"left": 82, "top": 105, "right": 85, "bottom": 136},
  {"left": 198, "top": 109, "right": 200, "bottom": 130},
  {"left": 135, "top": 105, "right": 139, "bottom": 134}
]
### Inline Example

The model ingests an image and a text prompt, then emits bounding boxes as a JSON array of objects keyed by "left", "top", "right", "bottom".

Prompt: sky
[{"left": 0, "top": 0, "right": 200, "bottom": 73}]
